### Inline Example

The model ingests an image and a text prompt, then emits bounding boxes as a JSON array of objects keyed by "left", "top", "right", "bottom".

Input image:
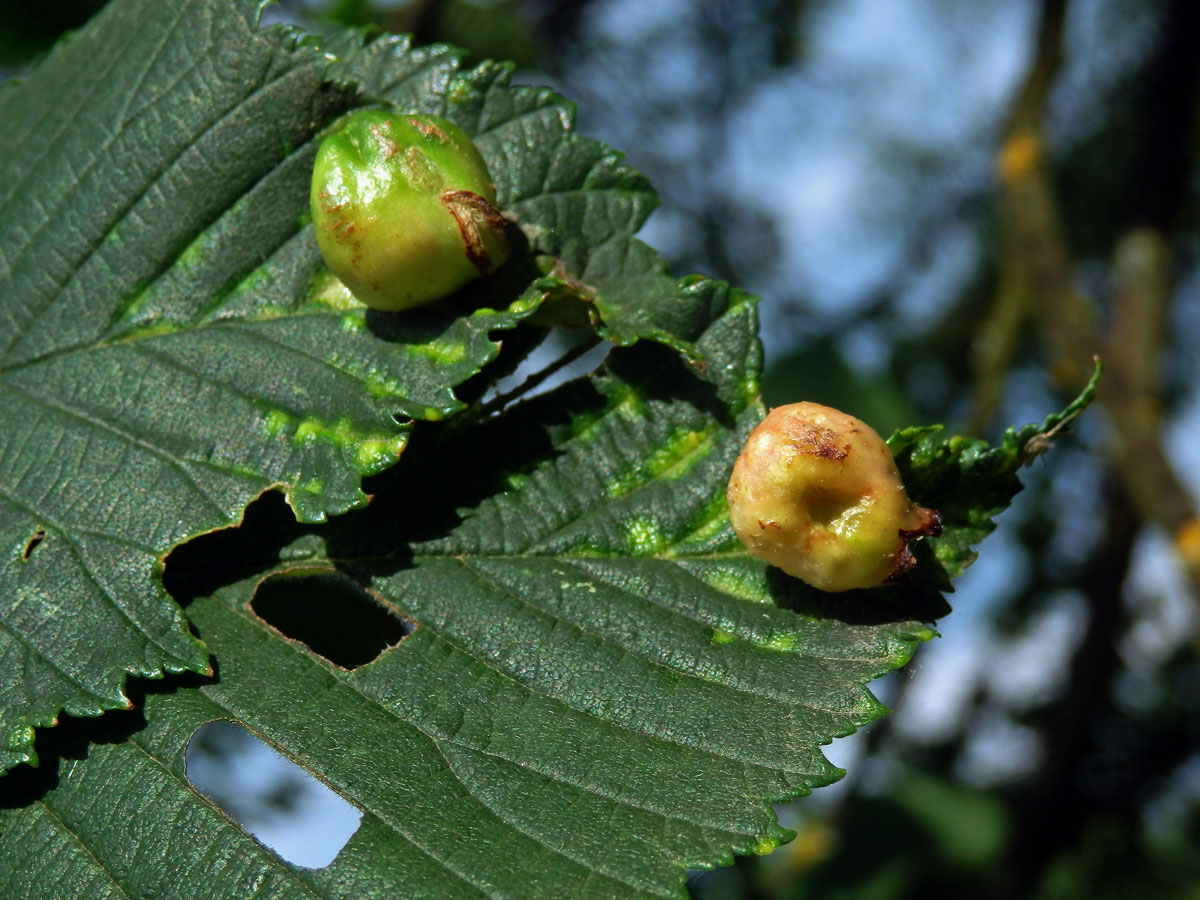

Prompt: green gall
[
  {"left": 727, "top": 402, "right": 940, "bottom": 592},
  {"left": 310, "top": 110, "right": 511, "bottom": 311}
]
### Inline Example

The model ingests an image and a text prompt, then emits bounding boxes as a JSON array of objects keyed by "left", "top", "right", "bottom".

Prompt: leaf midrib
[{"left": 0, "top": 32, "right": 322, "bottom": 366}]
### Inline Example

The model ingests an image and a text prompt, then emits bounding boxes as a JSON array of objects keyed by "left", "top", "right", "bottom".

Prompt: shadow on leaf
[
  {"left": 163, "top": 489, "right": 309, "bottom": 607},
  {"left": 0, "top": 668, "right": 218, "bottom": 810},
  {"left": 766, "top": 565, "right": 950, "bottom": 626}
]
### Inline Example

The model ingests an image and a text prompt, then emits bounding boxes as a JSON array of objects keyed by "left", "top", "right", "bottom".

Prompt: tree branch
[{"left": 970, "top": 0, "right": 1096, "bottom": 433}]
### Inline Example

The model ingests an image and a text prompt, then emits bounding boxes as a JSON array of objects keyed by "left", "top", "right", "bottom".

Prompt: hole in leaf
[
  {"left": 162, "top": 489, "right": 304, "bottom": 606},
  {"left": 185, "top": 721, "right": 362, "bottom": 868},
  {"left": 251, "top": 570, "right": 412, "bottom": 668},
  {"left": 22, "top": 528, "right": 46, "bottom": 560}
]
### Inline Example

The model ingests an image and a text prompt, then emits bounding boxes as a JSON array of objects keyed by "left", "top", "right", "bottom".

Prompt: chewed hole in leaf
[
  {"left": 251, "top": 570, "right": 412, "bottom": 668},
  {"left": 185, "top": 721, "right": 362, "bottom": 868},
  {"left": 21, "top": 528, "right": 46, "bottom": 560},
  {"left": 162, "top": 490, "right": 303, "bottom": 606}
]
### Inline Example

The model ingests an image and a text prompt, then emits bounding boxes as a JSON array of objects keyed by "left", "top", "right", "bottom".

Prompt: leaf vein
[
  {"left": 32, "top": 799, "right": 138, "bottom": 900},
  {"left": 0, "top": 379, "right": 229, "bottom": 522},
  {"left": 117, "top": 735, "right": 330, "bottom": 900},
  {"left": 457, "top": 557, "right": 811, "bottom": 710},
  {"left": 114, "top": 0, "right": 196, "bottom": 126},
  {"left": 0, "top": 44, "right": 319, "bottom": 364},
  {"left": 187, "top": 681, "right": 499, "bottom": 900},
  {"left": 356, "top": 558, "right": 820, "bottom": 775},
  {"left": 429, "top": 740, "right": 668, "bottom": 898},
  {"left": 0, "top": 13, "right": 139, "bottom": 230},
  {"left": 0, "top": 484, "right": 196, "bottom": 688}
]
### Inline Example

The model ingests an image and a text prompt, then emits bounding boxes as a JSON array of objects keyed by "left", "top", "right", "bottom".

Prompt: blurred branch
[
  {"left": 1101, "top": 0, "right": 1200, "bottom": 585},
  {"left": 970, "top": 0, "right": 1096, "bottom": 434},
  {"left": 974, "top": 0, "right": 1200, "bottom": 893},
  {"left": 1005, "top": 0, "right": 1067, "bottom": 132},
  {"left": 1104, "top": 230, "right": 1199, "bottom": 583},
  {"left": 975, "top": 0, "right": 1200, "bottom": 587}
]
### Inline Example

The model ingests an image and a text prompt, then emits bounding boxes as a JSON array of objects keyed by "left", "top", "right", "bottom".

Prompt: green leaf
[
  {"left": 1, "top": 293, "right": 936, "bottom": 900},
  {"left": 0, "top": 0, "right": 672, "bottom": 773},
  {"left": 0, "top": 1, "right": 1099, "bottom": 894},
  {"left": 889, "top": 362, "right": 1101, "bottom": 585}
]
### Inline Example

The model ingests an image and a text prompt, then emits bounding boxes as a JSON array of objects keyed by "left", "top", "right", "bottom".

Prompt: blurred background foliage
[{"left": 5, "top": 0, "right": 1200, "bottom": 897}]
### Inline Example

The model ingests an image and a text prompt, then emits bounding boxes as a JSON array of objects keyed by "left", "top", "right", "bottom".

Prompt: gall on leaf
[
  {"left": 727, "top": 402, "right": 940, "bottom": 592},
  {"left": 310, "top": 110, "right": 511, "bottom": 311}
]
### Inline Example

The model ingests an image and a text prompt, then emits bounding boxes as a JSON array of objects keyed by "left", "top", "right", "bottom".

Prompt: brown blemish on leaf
[
  {"left": 787, "top": 422, "right": 850, "bottom": 461},
  {"left": 887, "top": 508, "right": 942, "bottom": 583},
  {"left": 368, "top": 123, "right": 399, "bottom": 159},
  {"left": 548, "top": 258, "right": 598, "bottom": 300},
  {"left": 887, "top": 541, "right": 919, "bottom": 582},
  {"left": 441, "top": 189, "right": 510, "bottom": 274},
  {"left": 409, "top": 117, "right": 448, "bottom": 141},
  {"left": 900, "top": 507, "right": 943, "bottom": 541},
  {"left": 22, "top": 528, "right": 46, "bottom": 560}
]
